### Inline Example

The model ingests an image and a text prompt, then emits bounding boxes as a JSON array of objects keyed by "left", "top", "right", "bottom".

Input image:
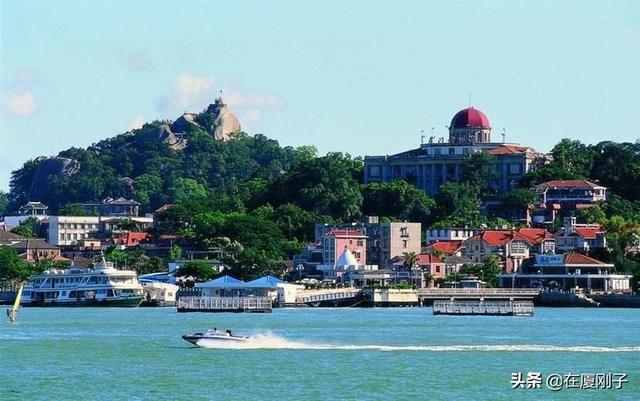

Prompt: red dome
[{"left": 450, "top": 107, "right": 491, "bottom": 129}]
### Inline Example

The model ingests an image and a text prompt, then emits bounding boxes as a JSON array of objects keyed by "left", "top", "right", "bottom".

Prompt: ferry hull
[{"left": 23, "top": 297, "right": 143, "bottom": 307}]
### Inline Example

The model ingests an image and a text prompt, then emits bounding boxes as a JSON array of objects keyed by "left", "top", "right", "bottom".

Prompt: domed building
[
  {"left": 364, "top": 106, "right": 542, "bottom": 195},
  {"left": 449, "top": 107, "right": 492, "bottom": 144}
]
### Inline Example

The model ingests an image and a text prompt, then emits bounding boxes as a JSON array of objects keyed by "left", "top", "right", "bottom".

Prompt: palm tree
[
  {"left": 403, "top": 252, "right": 418, "bottom": 287},
  {"left": 422, "top": 271, "right": 434, "bottom": 288}
]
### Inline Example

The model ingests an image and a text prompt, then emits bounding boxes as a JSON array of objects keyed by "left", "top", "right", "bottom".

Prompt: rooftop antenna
[
  {"left": 420, "top": 130, "right": 425, "bottom": 144},
  {"left": 501, "top": 128, "right": 506, "bottom": 143},
  {"left": 468, "top": 93, "right": 472, "bottom": 108}
]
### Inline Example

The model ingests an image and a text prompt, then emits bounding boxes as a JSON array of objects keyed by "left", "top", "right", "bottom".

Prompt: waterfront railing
[{"left": 177, "top": 296, "right": 272, "bottom": 313}]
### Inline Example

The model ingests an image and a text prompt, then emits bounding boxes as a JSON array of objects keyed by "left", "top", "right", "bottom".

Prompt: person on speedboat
[{"left": 226, "top": 329, "right": 232, "bottom": 336}]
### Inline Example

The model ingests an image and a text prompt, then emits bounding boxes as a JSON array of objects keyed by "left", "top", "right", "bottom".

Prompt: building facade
[
  {"left": 533, "top": 180, "right": 606, "bottom": 223},
  {"left": 48, "top": 216, "right": 100, "bottom": 246},
  {"left": 366, "top": 222, "right": 422, "bottom": 267},
  {"left": 364, "top": 107, "right": 542, "bottom": 195}
]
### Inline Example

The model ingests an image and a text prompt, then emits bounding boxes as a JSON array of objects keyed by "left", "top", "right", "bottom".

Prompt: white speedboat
[{"left": 182, "top": 329, "right": 250, "bottom": 346}]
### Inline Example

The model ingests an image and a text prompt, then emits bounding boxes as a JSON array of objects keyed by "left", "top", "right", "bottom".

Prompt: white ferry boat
[{"left": 21, "top": 258, "right": 144, "bottom": 307}]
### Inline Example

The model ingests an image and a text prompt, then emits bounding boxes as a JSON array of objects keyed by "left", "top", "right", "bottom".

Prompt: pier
[
  {"left": 433, "top": 300, "right": 534, "bottom": 316},
  {"left": 418, "top": 288, "right": 540, "bottom": 305},
  {"left": 295, "top": 288, "right": 363, "bottom": 307},
  {"left": 177, "top": 296, "right": 272, "bottom": 313}
]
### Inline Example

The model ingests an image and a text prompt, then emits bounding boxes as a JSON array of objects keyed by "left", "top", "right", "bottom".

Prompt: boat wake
[{"left": 195, "top": 333, "right": 640, "bottom": 352}]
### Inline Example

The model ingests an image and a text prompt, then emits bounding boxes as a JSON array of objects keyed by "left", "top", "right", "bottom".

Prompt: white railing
[
  {"left": 433, "top": 300, "right": 534, "bottom": 315},
  {"left": 177, "top": 296, "right": 272, "bottom": 311},
  {"left": 418, "top": 288, "right": 540, "bottom": 295},
  {"left": 296, "top": 288, "right": 362, "bottom": 303}
]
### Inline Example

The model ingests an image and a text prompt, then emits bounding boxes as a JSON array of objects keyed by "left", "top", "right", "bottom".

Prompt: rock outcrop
[
  {"left": 137, "top": 124, "right": 187, "bottom": 150},
  {"left": 29, "top": 157, "right": 81, "bottom": 199},
  {"left": 202, "top": 98, "right": 242, "bottom": 141}
]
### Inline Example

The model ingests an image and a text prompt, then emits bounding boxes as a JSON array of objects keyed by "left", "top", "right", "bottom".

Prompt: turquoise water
[{"left": 1, "top": 307, "right": 638, "bottom": 400}]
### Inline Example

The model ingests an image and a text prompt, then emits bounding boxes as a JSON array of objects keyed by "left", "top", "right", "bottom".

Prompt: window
[
  {"left": 436, "top": 266, "right": 441, "bottom": 273},
  {"left": 357, "top": 240, "right": 363, "bottom": 246},
  {"left": 403, "top": 240, "right": 408, "bottom": 248},
  {"left": 434, "top": 148, "right": 442, "bottom": 156},
  {"left": 509, "top": 163, "right": 521, "bottom": 174},
  {"left": 448, "top": 148, "right": 455, "bottom": 155},
  {"left": 369, "top": 166, "right": 380, "bottom": 177},
  {"left": 60, "top": 233, "right": 64, "bottom": 240}
]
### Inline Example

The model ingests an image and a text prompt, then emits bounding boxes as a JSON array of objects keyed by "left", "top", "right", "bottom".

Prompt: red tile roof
[
  {"left": 324, "top": 228, "right": 367, "bottom": 238},
  {"left": 468, "top": 230, "right": 532, "bottom": 246},
  {"left": 574, "top": 227, "right": 602, "bottom": 239},
  {"left": 418, "top": 253, "right": 444, "bottom": 265},
  {"left": 114, "top": 232, "right": 150, "bottom": 246},
  {"left": 487, "top": 145, "right": 532, "bottom": 155},
  {"left": 564, "top": 251, "right": 608, "bottom": 265},
  {"left": 517, "top": 228, "right": 553, "bottom": 245},
  {"left": 537, "top": 179, "right": 604, "bottom": 190},
  {"left": 428, "top": 240, "right": 464, "bottom": 254}
]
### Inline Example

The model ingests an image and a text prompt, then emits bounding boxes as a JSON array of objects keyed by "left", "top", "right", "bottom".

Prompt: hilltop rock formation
[
  {"left": 136, "top": 124, "right": 187, "bottom": 150},
  {"left": 202, "top": 98, "right": 242, "bottom": 141},
  {"left": 170, "top": 112, "right": 200, "bottom": 133},
  {"left": 29, "top": 157, "right": 81, "bottom": 199}
]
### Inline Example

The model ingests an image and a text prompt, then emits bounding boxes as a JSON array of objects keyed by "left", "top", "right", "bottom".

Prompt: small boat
[{"left": 182, "top": 329, "right": 250, "bottom": 346}]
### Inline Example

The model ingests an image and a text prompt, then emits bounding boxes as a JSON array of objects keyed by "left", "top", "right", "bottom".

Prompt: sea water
[{"left": 1, "top": 307, "right": 638, "bottom": 400}]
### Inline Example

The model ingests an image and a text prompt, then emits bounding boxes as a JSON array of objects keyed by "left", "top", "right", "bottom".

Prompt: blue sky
[{"left": 1, "top": 0, "right": 639, "bottom": 191}]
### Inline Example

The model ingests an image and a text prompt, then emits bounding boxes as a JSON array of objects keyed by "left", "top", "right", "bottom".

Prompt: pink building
[{"left": 322, "top": 228, "right": 367, "bottom": 265}]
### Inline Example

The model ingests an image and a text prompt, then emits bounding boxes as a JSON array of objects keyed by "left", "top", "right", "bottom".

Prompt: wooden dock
[
  {"left": 432, "top": 300, "right": 534, "bottom": 316},
  {"left": 177, "top": 296, "right": 272, "bottom": 313}
]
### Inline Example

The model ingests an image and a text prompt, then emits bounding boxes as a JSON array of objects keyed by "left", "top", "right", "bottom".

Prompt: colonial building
[
  {"left": 314, "top": 218, "right": 421, "bottom": 268},
  {"left": 425, "top": 227, "right": 479, "bottom": 244},
  {"left": 366, "top": 222, "right": 421, "bottom": 267},
  {"left": 516, "top": 228, "right": 556, "bottom": 254},
  {"left": 463, "top": 230, "right": 533, "bottom": 272},
  {"left": 554, "top": 216, "right": 607, "bottom": 253},
  {"left": 11, "top": 239, "right": 66, "bottom": 263},
  {"left": 500, "top": 252, "right": 629, "bottom": 292},
  {"left": 533, "top": 180, "right": 606, "bottom": 223},
  {"left": 364, "top": 107, "right": 542, "bottom": 195},
  {"left": 321, "top": 228, "right": 367, "bottom": 266}
]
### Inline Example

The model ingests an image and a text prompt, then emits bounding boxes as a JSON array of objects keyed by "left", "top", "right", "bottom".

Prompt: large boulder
[
  {"left": 202, "top": 98, "right": 241, "bottom": 141},
  {"left": 29, "top": 157, "right": 81, "bottom": 198},
  {"left": 137, "top": 124, "right": 186, "bottom": 150},
  {"left": 170, "top": 113, "right": 200, "bottom": 133}
]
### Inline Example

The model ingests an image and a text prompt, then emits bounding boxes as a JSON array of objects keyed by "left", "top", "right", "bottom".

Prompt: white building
[
  {"left": 48, "top": 216, "right": 100, "bottom": 246},
  {"left": 426, "top": 228, "right": 480, "bottom": 244}
]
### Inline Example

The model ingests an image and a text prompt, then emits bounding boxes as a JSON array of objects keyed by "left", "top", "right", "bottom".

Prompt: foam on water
[{"left": 196, "top": 332, "right": 640, "bottom": 352}]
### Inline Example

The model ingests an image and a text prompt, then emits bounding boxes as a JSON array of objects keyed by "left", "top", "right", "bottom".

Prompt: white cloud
[
  {"left": 1, "top": 70, "right": 39, "bottom": 117},
  {"left": 156, "top": 73, "right": 214, "bottom": 116},
  {"left": 0, "top": 91, "right": 37, "bottom": 117},
  {"left": 156, "top": 73, "right": 285, "bottom": 129},
  {"left": 127, "top": 116, "right": 146, "bottom": 131},
  {"left": 114, "top": 48, "right": 154, "bottom": 72}
]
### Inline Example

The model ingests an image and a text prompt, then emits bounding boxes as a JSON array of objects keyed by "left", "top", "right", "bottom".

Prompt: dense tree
[
  {"left": 0, "top": 245, "right": 41, "bottom": 288},
  {"left": 502, "top": 189, "right": 535, "bottom": 210},
  {"left": 550, "top": 138, "right": 594, "bottom": 178},
  {"left": 175, "top": 260, "right": 217, "bottom": 282},
  {"left": 269, "top": 152, "right": 363, "bottom": 221},
  {"left": 461, "top": 152, "right": 498, "bottom": 195},
  {"left": 59, "top": 203, "right": 92, "bottom": 216},
  {"left": 361, "top": 180, "right": 436, "bottom": 224},
  {"left": 0, "top": 191, "right": 8, "bottom": 216},
  {"left": 433, "top": 182, "right": 483, "bottom": 227},
  {"left": 10, "top": 217, "right": 38, "bottom": 238}
]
